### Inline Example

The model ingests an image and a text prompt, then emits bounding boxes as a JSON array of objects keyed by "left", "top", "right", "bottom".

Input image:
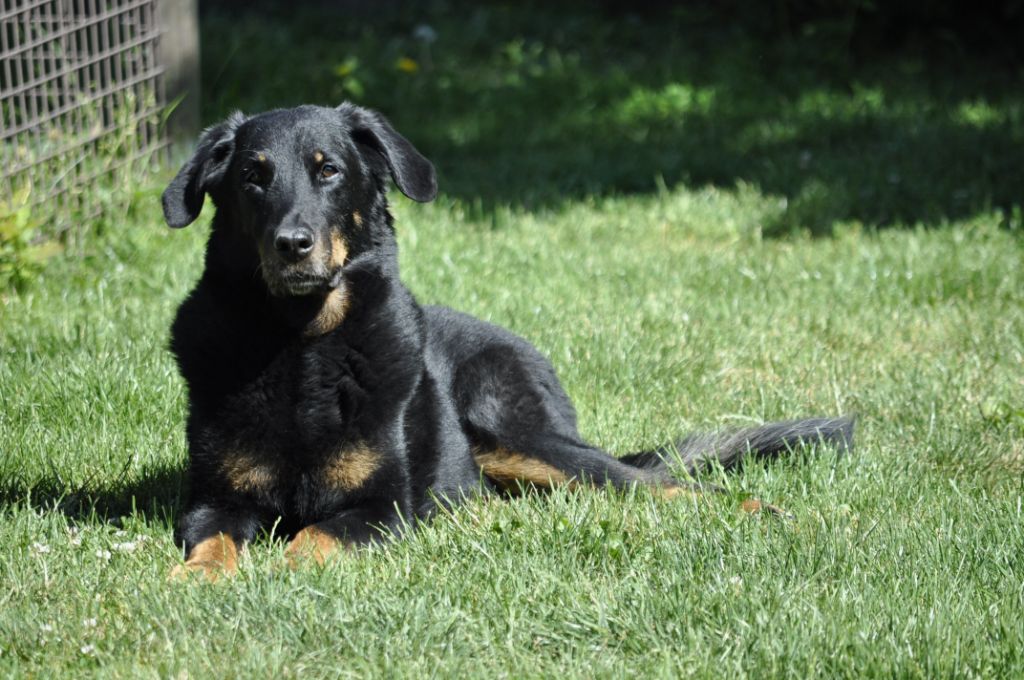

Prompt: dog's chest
[
  {"left": 194, "top": 335, "right": 408, "bottom": 512},
  {"left": 175, "top": 281, "right": 423, "bottom": 515},
  {"left": 198, "top": 348, "right": 377, "bottom": 512},
  {"left": 219, "top": 340, "right": 371, "bottom": 454}
]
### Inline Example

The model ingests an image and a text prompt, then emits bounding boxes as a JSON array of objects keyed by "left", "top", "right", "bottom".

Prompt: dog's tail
[{"left": 619, "top": 416, "right": 854, "bottom": 476}]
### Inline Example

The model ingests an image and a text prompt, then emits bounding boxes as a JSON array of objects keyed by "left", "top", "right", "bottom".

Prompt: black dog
[{"left": 162, "top": 103, "right": 853, "bottom": 578}]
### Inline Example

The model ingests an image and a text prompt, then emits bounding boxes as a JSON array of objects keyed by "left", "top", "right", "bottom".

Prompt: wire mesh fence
[{"left": 0, "top": 0, "right": 167, "bottom": 246}]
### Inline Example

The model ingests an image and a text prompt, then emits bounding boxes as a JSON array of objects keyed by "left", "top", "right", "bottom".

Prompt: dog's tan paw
[
  {"left": 168, "top": 559, "right": 236, "bottom": 583},
  {"left": 740, "top": 498, "right": 793, "bottom": 519},
  {"left": 169, "top": 533, "right": 240, "bottom": 582},
  {"left": 284, "top": 525, "right": 348, "bottom": 569}
]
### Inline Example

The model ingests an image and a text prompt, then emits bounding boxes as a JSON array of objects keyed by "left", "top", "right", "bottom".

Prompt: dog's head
[{"left": 162, "top": 103, "right": 435, "bottom": 298}]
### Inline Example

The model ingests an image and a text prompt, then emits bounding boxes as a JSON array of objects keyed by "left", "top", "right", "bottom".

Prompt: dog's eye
[
  {"left": 320, "top": 164, "right": 340, "bottom": 180},
  {"left": 244, "top": 168, "right": 264, "bottom": 186}
]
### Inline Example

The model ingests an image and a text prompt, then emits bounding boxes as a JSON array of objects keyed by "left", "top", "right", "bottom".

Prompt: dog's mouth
[{"left": 263, "top": 266, "right": 345, "bottom": 298}]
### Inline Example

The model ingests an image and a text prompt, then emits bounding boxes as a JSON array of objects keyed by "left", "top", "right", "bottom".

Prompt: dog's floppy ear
[
  {"left": 162, "top": 111, "right": 247, "bottom": 228},
  {"left": 340, "top": 103, "right": 437, "bottom": 203}
]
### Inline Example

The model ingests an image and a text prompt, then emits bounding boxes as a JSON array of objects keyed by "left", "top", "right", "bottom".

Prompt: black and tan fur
[{"left": 163, "top": 103, "right": 853, "bottom": 578}]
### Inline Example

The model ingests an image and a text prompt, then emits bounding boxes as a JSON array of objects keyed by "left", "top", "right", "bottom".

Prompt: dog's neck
[{"left": 270, "top": 287, "right": 350, "bottom": 337}]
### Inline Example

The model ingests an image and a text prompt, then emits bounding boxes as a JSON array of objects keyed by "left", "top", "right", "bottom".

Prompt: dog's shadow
[{"left": 0, "top": 462, "right": 186, "bottom": 527}]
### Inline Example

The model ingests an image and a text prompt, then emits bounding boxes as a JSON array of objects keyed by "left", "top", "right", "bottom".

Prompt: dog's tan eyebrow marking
[
  {"left": 256, "top": 152, "right": 267, "bottom": 163},
  {"left": 352, "top": 210, "right": 363, "bottom": 228},
  {"left": 313, "top": 150, "right": 324, "bottom": 164}
]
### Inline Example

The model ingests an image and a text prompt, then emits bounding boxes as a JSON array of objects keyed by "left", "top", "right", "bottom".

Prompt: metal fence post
[{"left": 157, "top": 0, "right": 199, "bottom": 148}]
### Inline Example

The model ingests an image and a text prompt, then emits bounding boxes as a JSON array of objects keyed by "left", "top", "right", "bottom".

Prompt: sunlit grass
[{"left": 1, "top": 177, "right": 1022, "bottom": 676}]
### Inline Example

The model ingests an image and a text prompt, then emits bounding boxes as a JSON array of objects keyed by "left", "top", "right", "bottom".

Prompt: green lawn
[{"left": 2, "top": 3, "right": 1023, "bottom": 678}]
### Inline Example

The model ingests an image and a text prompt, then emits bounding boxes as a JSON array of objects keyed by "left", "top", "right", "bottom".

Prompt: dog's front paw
[
  {"left": 169, "top": 533, "right": 240, "bottom": 582},
  {"left": 284, "top": 525, "right": 348, "bottom": 569},
  {"left": 168, "top": 559, "right": 237, "bottom": 582}
]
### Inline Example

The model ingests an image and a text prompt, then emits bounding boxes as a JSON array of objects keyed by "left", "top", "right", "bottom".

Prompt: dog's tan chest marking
[
  {"left": 221, "top": 452, "right": 276, "bottom": 494},
  {"left": 301, "top": 232, "right": 351, "bottom": 337},
  {"left": 329, "top": 232, "right": 348, "bottom": 268},
  {"left": 472, "top": 448, "right": 571, "bottom": 493},
  {"left": 322, "top": 442, "right": 381, "bottom": 491},
  {"left": 305, "top": 286, "right": 349, "bottom": 336}
]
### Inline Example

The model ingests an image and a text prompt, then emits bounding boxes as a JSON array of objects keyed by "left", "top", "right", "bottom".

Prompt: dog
[{"left": 162, "top": 103, "right": 853, "bottom": 579}]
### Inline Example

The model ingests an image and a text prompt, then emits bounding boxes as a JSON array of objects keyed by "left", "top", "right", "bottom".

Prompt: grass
[
  {"left": 2, "top": 2, "right": 1024, "bottom": 677},
  {"left": 199, "top": 2, "right": 1022, "bottom": 234}
]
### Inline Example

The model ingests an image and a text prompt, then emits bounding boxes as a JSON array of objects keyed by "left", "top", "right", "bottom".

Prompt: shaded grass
[{"left": 199, "top": 2, "right": 1024, "bottom": 234}]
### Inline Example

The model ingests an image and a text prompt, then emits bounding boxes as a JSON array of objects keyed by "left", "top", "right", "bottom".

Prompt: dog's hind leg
[
  {"left": 452, "top": 345, "right": 809, "bottom": 516},
  {"left": 452, "top": 345, "right": 691, "bottom": 497}
]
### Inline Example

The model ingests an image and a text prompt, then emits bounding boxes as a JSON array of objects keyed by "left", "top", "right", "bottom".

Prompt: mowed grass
[
  {"left": 1, "top": 187, "right": 1022, "bottom": 677},
  {"left": 2, "top": 2, "right": 1024, "bottom": 677}
]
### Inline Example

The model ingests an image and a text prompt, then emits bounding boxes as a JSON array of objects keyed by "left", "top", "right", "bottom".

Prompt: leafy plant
[{"left": 0, "top": 185, "right": 63, "bottom": 290}]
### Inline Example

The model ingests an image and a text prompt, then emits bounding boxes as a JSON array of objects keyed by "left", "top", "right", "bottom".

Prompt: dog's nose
[{"left": 274, "top": 226, "right": 315, "bottom": 262}]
